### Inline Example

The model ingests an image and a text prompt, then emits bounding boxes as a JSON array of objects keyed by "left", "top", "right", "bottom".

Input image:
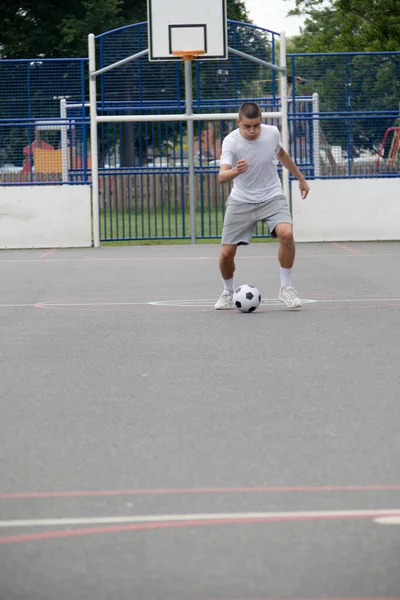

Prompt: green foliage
[
  {"left": 285, "top": 0, "right": 400, "bottom": 154},
  {"left": 286, "top": 0, "right": 400, "bottom": 52},
  {"left": 60, "top": 0, "right": 126, "bottom": 57},
  {"left": 0, "top": 0, "right": 249, "bottom": 59}
]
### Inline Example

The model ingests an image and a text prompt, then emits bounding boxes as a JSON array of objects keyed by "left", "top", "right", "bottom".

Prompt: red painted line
[
  {"left": 39, "top": 248, "right": 57, "bottom": 258},
  {"left": 76, "top": 253, "right": 358, "bottom": 261},
  {"left": 2, "top": 252, "right": 400, "bottom": 264},
  {"left": 1, "top": 484, "right": 400, "bottom": 500},
  {"left": 0, "top": 510, "right": 397, "bottom": 545},
  {"left": 332, "top": 242, "right": 361, "bottom": 254}
]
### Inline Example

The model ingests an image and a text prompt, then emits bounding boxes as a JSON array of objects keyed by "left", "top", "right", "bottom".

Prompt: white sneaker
[
  {"left": 214, "top": 290, "right": 234, "bottom": 310},
  {"left": 278, "top": 285, "right": 302, "bottom": 308}
]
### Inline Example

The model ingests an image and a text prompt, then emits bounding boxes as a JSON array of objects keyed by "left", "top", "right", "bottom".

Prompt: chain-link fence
[
  {"left": 0, "top": 58, "right": 88, "bottom": 184},
  {"left": 1, "top": 26, "right": 399, "bottom": 242},
  {"left": 288, "top": 51, "right": 400, "bottom": 178},
  {"left": 95, "top": 21, "right": 283, "bottom": 241},
  {"left": 97, "top": 21, "right": 280, "bottom": 108}
]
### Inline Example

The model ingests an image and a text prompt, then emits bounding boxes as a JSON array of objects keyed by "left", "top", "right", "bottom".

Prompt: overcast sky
[{"left": 245, "top": 0, "right": 306, "bottom": 37}]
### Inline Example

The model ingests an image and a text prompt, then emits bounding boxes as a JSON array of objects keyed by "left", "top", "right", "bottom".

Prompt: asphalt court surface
[{"left": 0, "top": 241, "right": 399, "bottom": 599}]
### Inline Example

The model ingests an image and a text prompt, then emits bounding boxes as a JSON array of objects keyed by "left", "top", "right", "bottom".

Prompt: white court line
[
  {"left": 2, "top": 297, "right": 400, "bottom": 309},
  {"left": 149, "top": 299, "right": 318, "bottom": 307},
  {"left": 1, "top": 509, "right": 400, "bottom": 528},
  {"left": 0, "top": 304, "right": 37, "bottom": 308},
  {"left": 41, "top": 299, "right": 309, "bottom": 307},
  {"left": 149, "top": 297, "right": 400, "bottom": 307},
  {"left": 0, "top": 302, "right": 148, "bottom": 308},
  {"left": 34, "top": 297, "right": 400, "bottom": 307},
  {"left": 37, "top": 302, "right": 148, "bottom": 307},
  {"left": 375, "top": 516, "right": 400, "bottom": 524}
]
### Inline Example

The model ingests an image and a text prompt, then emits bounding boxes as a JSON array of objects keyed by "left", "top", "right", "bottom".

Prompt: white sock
[
  {"left": 280, "top": 267, "right": 292, "bottom": 289},
  {"left": 223, "top": 278, "right": 234, "bottom": 293}
]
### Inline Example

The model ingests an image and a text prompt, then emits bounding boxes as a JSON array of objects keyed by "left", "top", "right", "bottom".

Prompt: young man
[{"left": 215, "top": 102, "right": 310, "bottom": 310}]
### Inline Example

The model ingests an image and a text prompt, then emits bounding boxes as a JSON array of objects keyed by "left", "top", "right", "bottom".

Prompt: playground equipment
[{"left": 375, "top": 127, "right": 400, "bottom": 168}]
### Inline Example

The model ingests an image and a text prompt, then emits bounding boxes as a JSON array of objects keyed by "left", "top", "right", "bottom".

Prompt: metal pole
[
  {"left": 279, "top": 31, "right": 290, "bottom": 204},
  {"left": 89, "top": 33, "right": 100, "bottom": 248},
  {"left": 93, "top": 49, "right": 149, "bottom": 77},
  {"left": 96, "top": 111, "right": 283, "bottom": 123},
  {"left": 185, "top": 59, "right": 197, "bottom": 245},
  {"left": 60, "top": 98, "right": 68, "bottom": 183},
  {"left": 228, "top": 47, "right": 286, "bottom": 73},
  {"left": 312, "top": 92, "right": 321, "bottom": 177}
]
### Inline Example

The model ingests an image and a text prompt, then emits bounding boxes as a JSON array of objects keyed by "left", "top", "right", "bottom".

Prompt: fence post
[
  {"left": 279, "top": 32, "right": 290, "bottom": 202},
  {"left": 89, "top": 33, "right": 100, "bottom": 248},
  {"left": 185, "top": 59, "right": 197, "bottom": 245},
  {"left": 312, "top": 92, "right": 321, "bottom": 177},
  {"left": 60, "top": 98, "right": 69, "bottom": 183}
]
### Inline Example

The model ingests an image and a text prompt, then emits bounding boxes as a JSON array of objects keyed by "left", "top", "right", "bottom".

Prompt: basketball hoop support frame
[{"left": 88, "top": 33, "right": 288, "bottom": 247}]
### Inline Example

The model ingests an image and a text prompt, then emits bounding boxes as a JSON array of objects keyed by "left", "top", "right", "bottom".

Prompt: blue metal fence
[
  {"left": 287, "top": 51, "right": 400, "bottom": 178},
  {"left": 0, "top": 58, "right": 89, "bottom": 185},
  {"left": 1, "top": 25, "right": 399, "bottom": 243},
  {"left": 95, "top": 21, "right": 282, "bottom": 241}
]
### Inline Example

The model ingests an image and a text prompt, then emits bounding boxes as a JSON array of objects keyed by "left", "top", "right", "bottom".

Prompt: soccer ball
[{"left": 233, "top": 284, "right": 261, "bottom": 313}]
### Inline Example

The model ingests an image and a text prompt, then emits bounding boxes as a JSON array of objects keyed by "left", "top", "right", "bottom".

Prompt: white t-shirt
[{"left": 220, "top": 124, "right": 283, "bottom": 203}]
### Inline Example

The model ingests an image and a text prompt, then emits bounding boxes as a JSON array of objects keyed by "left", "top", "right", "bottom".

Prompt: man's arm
[
  {"left": 218, "top": 159, "right": 248, "bottom": 184},
  {"left": 277, "top": 147, "right": 310, "bottom": 199}
]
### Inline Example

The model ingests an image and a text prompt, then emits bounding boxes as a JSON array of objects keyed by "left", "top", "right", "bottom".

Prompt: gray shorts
[{"left": 221, "top": 194, "right": 292, "bottom": 245}]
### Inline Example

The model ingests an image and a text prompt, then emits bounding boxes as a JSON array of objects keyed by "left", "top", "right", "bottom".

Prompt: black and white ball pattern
[{"left": 233, "top": 284, "right": 261, "bottom": 313}]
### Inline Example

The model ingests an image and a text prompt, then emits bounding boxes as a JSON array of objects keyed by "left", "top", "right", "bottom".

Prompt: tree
[
  {"left": 286, "top": 0, "right": 400, "bottom": 52},
  {"left": 284, "top": 0, "right": 400, "bottom": 159},
  {"left": 61, "top": 0, "right": 126, "bottom": 57},
  {"left": 0, "top": 0, "right": 252, "bottom": 170},
  {"left": 0, "top": 0, "right": 249, "bottom": 59}
]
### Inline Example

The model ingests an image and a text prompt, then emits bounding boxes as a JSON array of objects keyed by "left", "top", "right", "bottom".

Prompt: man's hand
[
  {"left": 218, "top": 160, "right": 248, "bottom": 184},
  {"left": 299, "top": 178, "right": 310, "bottom": 199},
  {"left": 277, "top": 148, "right": 310, "bottom": 198},
  {"left": 234, "top": 159, "right": 248, "bottom": 174}
]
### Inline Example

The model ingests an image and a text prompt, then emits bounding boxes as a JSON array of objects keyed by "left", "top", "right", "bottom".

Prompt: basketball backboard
[{"left": 147, "top": 0, "right": 227, "bottom": 61}]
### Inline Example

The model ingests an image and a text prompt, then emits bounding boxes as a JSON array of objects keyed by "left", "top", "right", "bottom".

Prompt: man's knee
[
  {"left": 275, "top": 224, "right": 294, "bottom": 244},
  {"left": 220, "top": 244, "right": 237, "bottom": 261}
]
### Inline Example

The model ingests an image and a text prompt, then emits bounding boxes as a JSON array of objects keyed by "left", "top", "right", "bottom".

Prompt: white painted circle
[{"left": 148, "top": 298, "right": 318, "bottom": 307}]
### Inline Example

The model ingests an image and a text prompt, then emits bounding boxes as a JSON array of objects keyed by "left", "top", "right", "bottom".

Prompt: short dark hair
[{"left": 238, "top": 102, "right": 262, "bottom": 120}]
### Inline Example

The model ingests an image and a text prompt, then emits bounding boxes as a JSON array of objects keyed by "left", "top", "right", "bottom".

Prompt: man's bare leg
[
  {"left": 219, "top": 244, "right": 238, "bottom": 281},
  {"left": 215, "top": 244, "right": 238, "bottom": 309},
  {"left": 274, "top": 223, "right": 302, "bottom": 308},
  {"left": 275, "top": 223, "right": 295, "bottom": 269}
]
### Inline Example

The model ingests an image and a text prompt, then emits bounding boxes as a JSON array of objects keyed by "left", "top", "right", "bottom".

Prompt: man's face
[{"left": 238, "top": 116, "right": 262, "bottom": 140}]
